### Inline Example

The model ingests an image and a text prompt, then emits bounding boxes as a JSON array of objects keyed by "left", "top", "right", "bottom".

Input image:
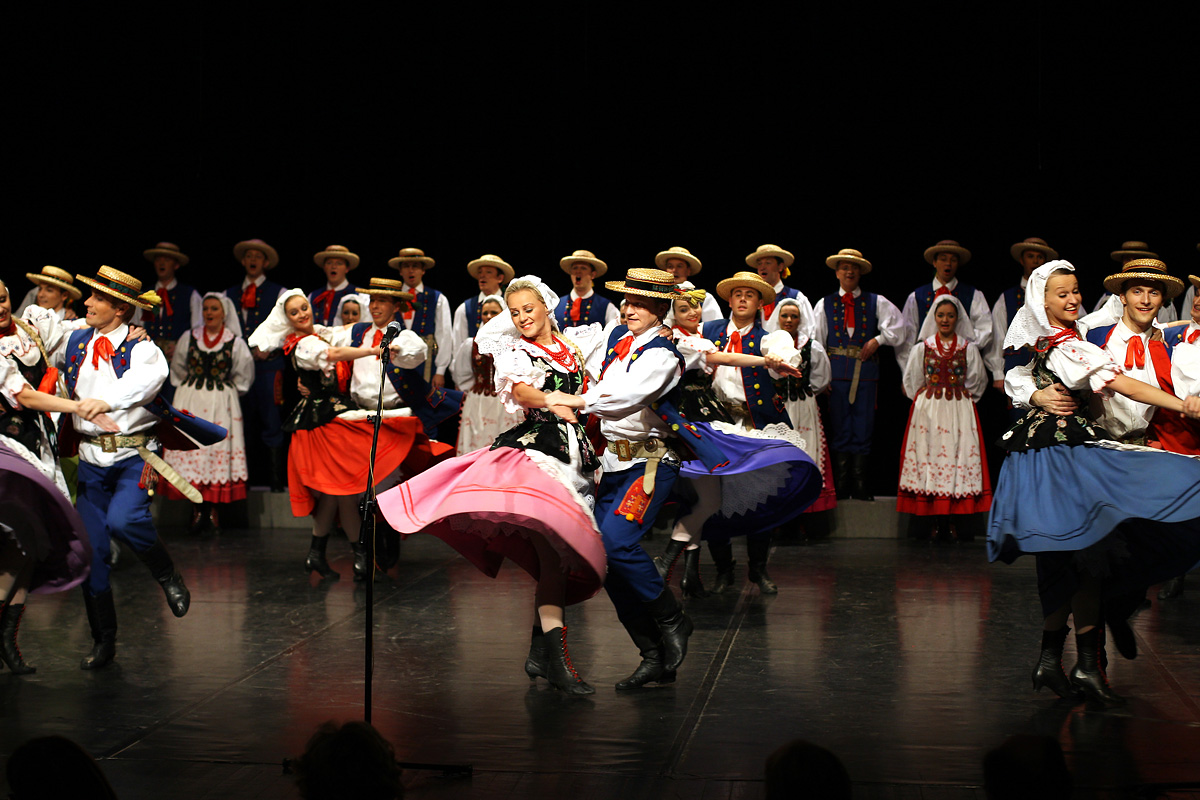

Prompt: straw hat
[
  {"left": 143, "top": 241, "right": 190, "bottom": 267},
  {"left": 75, "top": 266, "right": 161, "bottom": 311},
  {"left": 604, "top": 268, "right": 681, "bottom": 299},
  {"left": 313, "top": 244, "right": 360, "bottom": 271},
  {"left": 655, "top": 246, "right": 703, "bottom": 275},
  {"left": 560, "top": 249, "right": 608, "bottom": 277},
  {"left": 1110, "top": 241, "right": 1157, "bottom": 262},
  {"left": 825, "top": 248, "right": 873, "bottom": 275},
  {"left": 233, "top": 239, "right": 279, "bottom": 269},
  {"left": 1010, "top": 237, "right": 1058, "bottom": 262},
  {"left": 716, "top": 271, "right": 777, "bottom": 303},
  {"left": 388, "top": 248, "right": 435, "bottom": 269},
  {"left": 744, "top": 244, "right": 794, "bottom": 270},
  {"left": 1189, "top": 275, "right": 1200, "bottom": 291},
  {"left": 361, "top": 277, "right": 415, "bottom": 302},
  {"left": 467, "top": 254, "right": 515, "bottom": 281},
  {"left": 1102, "top": 258, "right": 1184, "bottom": 299},
  {"left": 924, "top": 239, "right": 972, "bottom": 265},
  {"left": 26, "top": 265, "right": 82, "bottom": 300}
]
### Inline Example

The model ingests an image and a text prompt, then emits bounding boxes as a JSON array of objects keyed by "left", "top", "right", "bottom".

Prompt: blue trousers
[
  {"left": 77, "top": 456, "right": 159, "bottom": 594},
  {"left": 828, "top": 378, "right": 877, "bottom": 454},
  {"left": 244, "top": 363, "right": 285, "bottom": 448},
  {"left": 595, "top": 461, "right": 679, "bottom": 620}
]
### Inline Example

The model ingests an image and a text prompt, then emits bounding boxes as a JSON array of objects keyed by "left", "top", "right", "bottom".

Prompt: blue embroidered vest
[
  {"left": 555, "top": 293, "right": 612, "bottom": 330},
  {"left": 349, "top": 323, "right": 463, "bottom": 438},
  {"left": 226, "top": 279, "right": 285, "bottom": 366},
  {"left": 308, "top": 284, "right": 359, "bottom": 327},
  {"left": 914, "top": 281, "right": 977, "bottom": 329},
  {"left": 599, "top": 325, "right": 728, "bottom": 472},
  {"left": 822, "top": 292, "right": 881, "bottom": 382},
  {"left": 401, "top": 288, "right": 442, "bottom": 336},
  {"left": 463, "top": 296, "right": 483, "bottom": 339},
  {"left": 762, "top": 285, "right": 800, "bottom": 319},
  {"left": 143, "top": 282, "right": 196, "bottom": 341},
  {"left": 700, "top": 320, "right": 791, "bottom": 429}
]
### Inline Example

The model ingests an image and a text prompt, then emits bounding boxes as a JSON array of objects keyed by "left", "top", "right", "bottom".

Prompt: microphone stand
[{"left": 355, "top": 331, "right": 472, "bottom": 778}]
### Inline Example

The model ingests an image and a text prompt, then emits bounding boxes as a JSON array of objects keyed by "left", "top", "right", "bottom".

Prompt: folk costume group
[{"left": 6, "top": 236, "right": 1200, "bottom": 712}]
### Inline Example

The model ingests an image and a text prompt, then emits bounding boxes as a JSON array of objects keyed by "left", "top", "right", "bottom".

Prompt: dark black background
[{"left": 8, "top": 3, "right": 1198, "bottom": 494}]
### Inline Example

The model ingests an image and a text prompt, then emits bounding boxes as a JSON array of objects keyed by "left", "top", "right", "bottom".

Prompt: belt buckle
[
  {"left": 615, "top": 440, "right": 632, "bottom": 461},
  {"left": 643, "top": 439, "right": 658, "bottom": 454},
  {"left": 100, "top": 435, "right": 117, "bottom": 453}
]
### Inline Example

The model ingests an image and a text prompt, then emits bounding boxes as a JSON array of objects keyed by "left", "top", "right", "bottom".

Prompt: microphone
[{"left": 379, "top": 320, "right": 404, "bottom": 347}]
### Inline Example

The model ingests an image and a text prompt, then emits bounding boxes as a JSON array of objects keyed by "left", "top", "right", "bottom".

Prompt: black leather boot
[
  {"left": 645, "top": 589, "right": 693, "bottom": 672},
  {"left": 269, "top": 446, "right": 287, "bottom": 493},
  {"left": 654, "top": 539, "right": 687, "bottom": 584},
  {"left": 832, "top": 451, "right": 850, "bottom": 500},
  {"left": 615, "top": 614, "right": 676, "bottom": 689},
  {"left": 542, "top": 625, "right": 595, "bottom": 695},
  {"left": 525, "top": 625, "right": 547, "bottom": 680},
  {"left": 379, "top": 527, "right": 401, "bottom": 571},
  {"left": 305, "top": 535, "right": 339, "bottom": 580},
  {"left": 352, "top": 542, "right": 371, "bottom": 582},
  {"left": 0, "top": 602, "right": 36, "bottom": 674},
  {"left": 1070, "top": 627, "right": 1125, "bottom": 706},
  {"left": 680, "top": 548, "right": 711, "bottom": 598},
  {"left": 136, "top": 539, "right": 191, "bottom": 617},
  {"left": 1031, "top": 626, "right": 1079, "bottom": 699},
  {"left": 80, "top": 589, "right": 117, "bottom": 670},
  {"left": 1158, "top": 576, "right": 1185, "bottom": 600},
  {"left": 747, "top": 535, "right": 778, "bottom": 595},
  {"left": 850, "top": 454, "right": 874, "bottom": 501},
  {"left": 709, "top": 540, "right": 736, "bottom": 594}
]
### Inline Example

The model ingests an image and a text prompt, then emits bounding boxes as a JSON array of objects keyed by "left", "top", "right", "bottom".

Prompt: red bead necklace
[
  {"left": 527, "top": 335, "right": 577, "bottom": 371},
  {"left": 933, "top": 332, "right": 957, "bottom": 357}
]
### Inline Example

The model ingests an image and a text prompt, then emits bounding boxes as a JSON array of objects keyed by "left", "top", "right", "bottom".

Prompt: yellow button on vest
[
  {"left": 672, "top": 423, "right": 680, "bottom": 431},
  {"left": 757, "top": 399, "right": 763, "bottom": 405},
  {"left": 753, "top": 383, "right": 760, "bottom": 389}
]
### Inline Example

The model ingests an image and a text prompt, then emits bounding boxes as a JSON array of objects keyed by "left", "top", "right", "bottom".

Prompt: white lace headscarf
[
  {"left": 198, "top": 291, "right": 242, "bottom": 339},
  {"left": 335, "top": 292, "right": 371, "bottom": 326},
  {"left": 475, "top": 276, "right": 560, "bottom": 358},
  {"left": 248, "top": 288, "right": 307, "bottom": 352},
  {"left": 1004, "top": 260, "right": 1077, "bottom": 350},
  {"left": 916, "top": 294, "right": 976, "bottom": 343}
]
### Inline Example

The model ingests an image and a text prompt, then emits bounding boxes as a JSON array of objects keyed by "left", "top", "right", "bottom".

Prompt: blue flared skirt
[
  {"left": 677, "top": 421, "right": 822, "bottom": 540},
  {"left": 988, "top": 444, "right": 1200, "bottom": 615}
]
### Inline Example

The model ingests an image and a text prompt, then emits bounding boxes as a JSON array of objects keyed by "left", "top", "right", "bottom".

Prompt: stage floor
[{"left": 4, "top": 528, "right": 1199, "bottom": 799}]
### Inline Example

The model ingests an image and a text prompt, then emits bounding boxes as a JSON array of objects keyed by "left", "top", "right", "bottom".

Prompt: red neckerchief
[
  {"left": 158, "top": 284, "right": 174, "bottom": 317},
  {"left": 241, "top": 283, "right": 257, "bottom": 310},
  {"left": 92, "top": 336, "right": 115, "bottom": 369},
  {"left": 728, "top": 330, "right": 743, "bottom": 353},
  {"left": 841, "top": 292, "right": 855, "bottom": 330},
  {"left": 1125, "top": 336, "right": 1145, "bottom": 370},
  {"left": 569, "top": 296, "right": 583, "bottom": 322},
  {"left": 934, "top": 285, "right": 952, "bottom": 298},
  {"left": 611, "top": 335, "right": 633, "bottom": 360},
  {"left": 314, "top": 289, "right": 335, "bottom": 322},
  {"left": 1190, "top": 329, "right": 1200, "bottom": 345}
]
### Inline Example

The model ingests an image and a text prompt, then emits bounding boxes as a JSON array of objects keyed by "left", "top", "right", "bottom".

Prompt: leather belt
[
  {"left": 85, "top": 433, "right": 152, "bottom": 453},
  {"left": 606, "top": 437, "right": 677, "bottom": 495},
  {"left": 828, "top": 346, "right": 868, "bottom": 404}
]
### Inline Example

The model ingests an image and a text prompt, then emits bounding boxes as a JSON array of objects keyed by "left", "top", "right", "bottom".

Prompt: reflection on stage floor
[{"left": 3, "top": 529, "right": 1199, "bottom": 799}]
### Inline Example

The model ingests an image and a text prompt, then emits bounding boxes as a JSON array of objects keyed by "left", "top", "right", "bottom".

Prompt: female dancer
[
  {"left": 898, "top": 296, "right": 991, "bottom": 539},
  {"left": 0, "top": 282, "right": 95, "bottom": 673},
  {"left": 376, "top": 276, "right": 605, "bottom": 695},
  {"left": 249, "top": 290, "right": 439, "bottom": 580},
  {"left": 989, "top": 261, "right": 1200, "bottom": 706},
  {"left": 336, "top": 293, "right": 369, "bottom": 327},
  {"left": 449, "top": 293, "right": 523, "bottom": 455},
  {"left": 651, "top": 288, "right": 815, "bottom": 596},
  {"left": 163, "top": 293, "right": 253, "bottom": 533},
  {"left": 774, "top": 296, "right": 835, "bottom": 516}
]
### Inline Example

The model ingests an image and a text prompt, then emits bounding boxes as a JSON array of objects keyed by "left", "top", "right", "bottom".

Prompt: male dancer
[
  {"left": 656, "top": 246, "right": 722, "bottom": 323},
  {"left": 987, "top": 238, "right": 1058, "bottom": 419},
  {"left": 225, "top": 239, "right": 287, "bottom": 490},
  {"left": 812, "top": 249, "right": 907, "bottom": 499},
  {"left": 1093, "top": 241, "right": 1177, "bottom": 322},
  {"left": 141, "top": 242, "right": 201, "bottom": 403},
  {"left": 899, "top": 240, "right": 992, "bottom": 368},
  {"left": 745, "top": 243, "right": 815, "bottom": 336},
  {"left": 308, "top": 245, "right": 360, "bottom": 327},
  {"left": 388, "top": 248, "right": 452, "bottom": 391},
  {"left": 554, "top": 249, "right": 619, "bottom": 329},
  {"left": 452, "top": 254, "right": 513, "bottom": 350},
  {"left": 25, "top": 266, "right": 81, "bottom": 320},
  {"left": 61, "top": 266, "right": 221, "bottom": 669}
]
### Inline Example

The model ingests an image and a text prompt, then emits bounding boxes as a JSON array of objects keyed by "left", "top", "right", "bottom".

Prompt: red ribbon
[
  {"left": 1189, "top": 330, "right": 1200, "bottom": 345},
  {"left": 158, "top": 285, "right": 174, "bottom": 318},
  {"left": 841, "top": 292, "right": 856, "bottom": 331},
  {"left": 1124, "top": 336, "right": 1145, "bottom": 370},
  {"left": 241, "top": 283, "right": 257, "bottom": 310},
  {"left": 612, "top": 335, "right": 633, "bottom": 360},
  {"left": 92, "top": 336, "right": 115, "bottom": 370},
  {"left": 729, "top": 330, "right": 743, "bottom": 353},
  {"left": 570, "top": 297, "right": 582, "bottom": 322},
  {"left": 934, "top": 285, "right": 952, "bottom": 298},
  {"left": 372, "top": 328, "right": 383, "bottom": 358},
  {"left": 282, "top": 333, "right": 304, "bottom": 356}
]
